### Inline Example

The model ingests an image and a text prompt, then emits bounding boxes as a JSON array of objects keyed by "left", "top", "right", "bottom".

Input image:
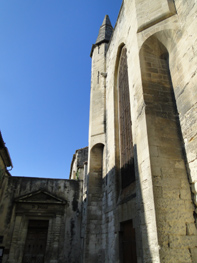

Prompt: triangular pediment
[{"left": 15, "top": 190, "right": 66, "bottom": 204}]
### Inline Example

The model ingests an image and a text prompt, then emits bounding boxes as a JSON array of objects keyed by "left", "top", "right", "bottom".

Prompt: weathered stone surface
[
  {"left": 0, "top": 0, "right": 197, "bottom": 263},
  {"left": 135, "top": 0, "right": 176, "bottom": 32},
  {"left": 0, "top": 176, "right": 83, "bottom": 263},
  {"left": 86, "top": 0, "right": 197, "bottom": 262}
]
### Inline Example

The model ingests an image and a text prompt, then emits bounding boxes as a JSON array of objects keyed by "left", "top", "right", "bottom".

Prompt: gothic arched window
[{"left": 118, "top": 46, "right": 135, "bottom": 188}]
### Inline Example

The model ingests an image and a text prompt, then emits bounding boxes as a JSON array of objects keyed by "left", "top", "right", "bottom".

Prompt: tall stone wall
[
  {"left": 105, "top": 2, "right": 160, "bottom": 262},
  {"left": 140, "top": 35, "right": 196, "bottom": 262},
  {"left": 89, "top": 42, "right": 106, "bottom": 143},
  {"left": 85, "top": 39, "right": 108, "bottom": 262},
  {"left": 171, "top": 0, "right": 197, "bottom": 208},
  {"left": 1, "top": 1, "right": 195, "bottom": 263},
  {"left": 86, "top": 0, "right": 197, "bottom": 262}
]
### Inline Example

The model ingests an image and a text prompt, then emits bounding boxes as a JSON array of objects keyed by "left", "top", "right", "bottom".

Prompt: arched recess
[
  {"left": 85, "top": 143, "right": 104, "bottom": 262},
  {"left": 139, "top": 35, "right": 195, "bottom": 260},
  {"left": 114, "top": 45, "right": 135, "bottom": 190},
  {"left": 89, "top": 143, "right": 104, "bottom": 183},
  {"left": 139, "top": 35, "right": 174, "bottom": 116},
  {"left": 153, "top": 29, "right": 197, "bottom": 211}
]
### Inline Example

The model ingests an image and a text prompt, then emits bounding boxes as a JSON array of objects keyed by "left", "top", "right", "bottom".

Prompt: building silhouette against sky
[{"left": 0, "top": 0, "right": 197, "bottom": 262}]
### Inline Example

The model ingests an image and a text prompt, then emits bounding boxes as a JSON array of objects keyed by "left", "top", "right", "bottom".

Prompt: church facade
[{"left": 0, "top": 0, "right": 197, "bottom": 262}]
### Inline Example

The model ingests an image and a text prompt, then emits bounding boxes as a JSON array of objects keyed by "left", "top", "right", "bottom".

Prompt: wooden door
[
  {"left": 120, "top": 220, "right": 137, "bottom": 263},
  {"left": 22, "top": 220, "right": 49, "bottom": 263}
]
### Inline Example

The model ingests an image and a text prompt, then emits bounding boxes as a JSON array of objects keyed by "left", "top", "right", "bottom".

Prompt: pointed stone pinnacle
[
  {"left": 101, "top": 15, "right": 112, "bottom": 27},
  {"left": 95, "top": 15, "right": 113, "bottom": 45}
]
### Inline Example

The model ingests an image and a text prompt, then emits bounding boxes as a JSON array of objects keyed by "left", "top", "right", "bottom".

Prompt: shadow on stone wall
[{"left": 83, "top": 144, "right": 153, "bottom": 262}]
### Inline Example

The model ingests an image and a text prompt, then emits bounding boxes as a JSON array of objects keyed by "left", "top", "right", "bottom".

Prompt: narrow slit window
[{"left": 97, "top": 71, "right": 100, "bottom": 84}]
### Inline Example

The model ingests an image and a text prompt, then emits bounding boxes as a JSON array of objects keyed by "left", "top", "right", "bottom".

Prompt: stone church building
[{"left": 0, "top": 0, "right": 197, "bottom": 262}]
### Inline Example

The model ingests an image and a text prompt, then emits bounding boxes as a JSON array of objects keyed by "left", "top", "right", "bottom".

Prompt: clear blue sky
[{"left": 0, "top": 0, "right": 122, "bottom": 179}]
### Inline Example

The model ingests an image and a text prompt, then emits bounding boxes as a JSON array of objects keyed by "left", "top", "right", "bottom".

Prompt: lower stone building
[
  {"left": 0, "top": 173, "right": 83, "bottom": 263},
  {"left": 0, "top": 0, "right": 197, "bottom": 262},
  {"left": 0, "top": 136, "right": 87, "bottom": 263}
]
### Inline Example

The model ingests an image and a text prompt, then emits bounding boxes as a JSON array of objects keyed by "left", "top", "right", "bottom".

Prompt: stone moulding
[{"left": 14, "top": 190, "right": 67, "bottom": 205}]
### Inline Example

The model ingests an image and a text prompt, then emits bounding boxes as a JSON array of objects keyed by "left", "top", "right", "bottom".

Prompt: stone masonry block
[
  {"left": 162, "top": 188, "right": 180, "bottom": 199},
  {"left": 184, "top": 200, "right": 195, "bottom": 211},
  {"left": 160, "top": 247, "right": 192, "bottom": 263},
  {"left": 159, "top": 167, "right": 186, "bottom": 179},
  {"left": 151, "top": 165, "right": 162, "bottom": 177},
  {"left": 181, "top": 179, "right": 191, "bottom": 191},
  {"left": 157, "top": 232, "right": 169, "bottom": 247},
  {"left": 180, "top": 189, "right": 192, "bottom": 200},
  {"left": 190, "top": 248, "right": 197, "bottom": 263},
  {"left": 158, "top": 221, "right": 186, "bottom": 236},
  {"left": 153, "top": 186, "right": 162, "bottom": 198},
  {"left": 157, "top": 146, "right": 183, "bottom": 160},
  {"left": 165, "top": 210, "right": 194, "bottom": 223},
  {"left": 169, "top": 235, "right": 197, "bottom": 249},
  {"left": 153, "top": 177, "right": 181, "bottom": 189},
  {"left": 186, "top": 223, "right": 197, "bottom": 236},
  {"left": 155, "top": 197, "right": 186, "bottom": 212}
]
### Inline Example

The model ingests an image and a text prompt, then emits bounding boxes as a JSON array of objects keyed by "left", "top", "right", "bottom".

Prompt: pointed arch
[
  {"left": 89, "top": 143, "right": 104, "bottom": 180},
  {"left": 139, "top": 34, "right": 195, "bottom": 260},
  {"left": 114, "top": 45, "right": 135, "bottom": 189},
  {"left": 85, "top": 143, "right": 104, "bottom": 261}
]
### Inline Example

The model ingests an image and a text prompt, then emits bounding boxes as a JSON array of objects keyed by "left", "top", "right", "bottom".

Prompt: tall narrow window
[{"left": 118, "top": 47, "right": 135, "bottom": 188}]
